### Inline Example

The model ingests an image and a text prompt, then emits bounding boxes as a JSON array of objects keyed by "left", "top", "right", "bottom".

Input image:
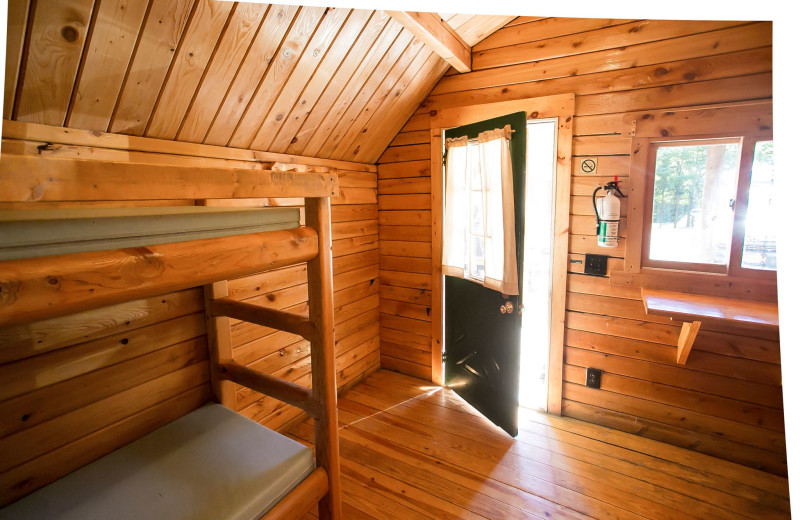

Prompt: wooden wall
[
  {"left": 0, "top": 287, "right": 211, "bottom": 505},
  {"left": 0, "top": 125, "right": 379, "bottom": 505},
  {"left": 376, "top": 18, "right": 784, "bottom": 474},
  {"left": 223, "top": 173, "right": 381, "bottom": 431},
  {"left": 377, "top": 133, "right": 433, "bottom": 379}
]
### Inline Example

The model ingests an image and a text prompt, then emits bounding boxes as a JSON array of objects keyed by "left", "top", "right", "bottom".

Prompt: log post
[
  {"left": 204, "top": 281, "right": 236, "bottom": 408},
  {"left": 304, "top": 197, "right": 342, "bottom": 520}
]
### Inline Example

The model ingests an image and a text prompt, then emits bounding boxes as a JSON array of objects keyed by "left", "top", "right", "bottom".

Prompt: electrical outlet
[
  {"left": 584, "top": 254, "right": 608, "bottom": 276},
  {"left": 586, "top": 368, "right": 602, "bottom": 389}
]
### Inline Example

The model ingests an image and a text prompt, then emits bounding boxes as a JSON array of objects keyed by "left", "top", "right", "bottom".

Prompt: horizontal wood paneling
[
  {"left": 370, "top": 38, "right": 435, "bottom": 382},
  {"left": 376, "top": 16, "right": 781, "bottom": 474},
  {"left": 0, "top": 285, "right": 210, "bottom": 506}
]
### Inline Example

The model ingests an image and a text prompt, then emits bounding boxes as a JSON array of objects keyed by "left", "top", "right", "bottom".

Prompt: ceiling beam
[{"left": 386, "top": 11, "right": 471, "bottom": 73}]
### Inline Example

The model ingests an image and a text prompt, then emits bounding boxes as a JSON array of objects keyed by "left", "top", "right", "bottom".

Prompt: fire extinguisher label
[{"left": 598, "top": 221, "right": 619, "bottom": 246}]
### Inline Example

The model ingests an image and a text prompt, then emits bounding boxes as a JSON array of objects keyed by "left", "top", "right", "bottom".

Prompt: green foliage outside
[
  {"left": 651, "top": 143, "right": 739, "bottom": 228},
  {"left": 754, "top": 140, "right": 774, "bottom": 170}
]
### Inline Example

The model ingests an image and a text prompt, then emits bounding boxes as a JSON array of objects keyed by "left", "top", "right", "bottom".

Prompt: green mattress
[{"left": 0, "top": 206, "right": 301, "bottom": 261}]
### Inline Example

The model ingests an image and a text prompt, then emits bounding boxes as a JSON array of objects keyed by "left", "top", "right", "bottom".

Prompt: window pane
[
  {"left": 741, "top": 141, "right": 777, "bottom": 270},
  {"left": 649, "top": 142, "right": 739, "bottom": 265},
  {"left": 470, "top": 235, "right": 484, "bottom": 279},
  {"left": 468, "top": 141, "right": 481, "bottom": 190},
  {"left": 470, "top": 191, "right": 483, "bottom": 235}
]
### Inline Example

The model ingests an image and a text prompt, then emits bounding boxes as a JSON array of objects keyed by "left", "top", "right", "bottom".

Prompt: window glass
[
  {"left": 470, "top": 235, "right": 485, "bottom": 279},
  {"left": 466, "top": 142, "right": 485, "bottom": 281},
  {"left": 649, "top": 142, "right": 740, "bottom": 265},
  {"left": 741, "top": 141, "right": 776, "bottom": 270}
]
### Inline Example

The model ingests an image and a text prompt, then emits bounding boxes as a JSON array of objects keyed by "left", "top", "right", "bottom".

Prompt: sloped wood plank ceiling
[{"left": 3, "top": 1, "right": 514, "bottom": 164}]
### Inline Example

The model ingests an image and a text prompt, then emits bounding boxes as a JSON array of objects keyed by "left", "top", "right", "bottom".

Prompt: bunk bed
[{"left": 0, "top": 157, "right": 343, "bottom": 520}]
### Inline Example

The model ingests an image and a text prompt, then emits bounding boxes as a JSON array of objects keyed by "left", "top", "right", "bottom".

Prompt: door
[{"left": 443, "top": 112, "right": 527, "bottom": 437}]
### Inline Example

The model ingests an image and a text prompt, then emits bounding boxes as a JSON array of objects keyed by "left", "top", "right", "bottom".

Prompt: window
[
  {"left": 741, "top": 141, "right": 776, "bottom": 270},
  {"left": 467, "top": 141, "right": 486, "bottom": 281},
  {"left": 641, "top": 136, "right": 775, "bottom": 275},
  {"left": 442, "top": 126, "right": 519, "bottom": 295}
]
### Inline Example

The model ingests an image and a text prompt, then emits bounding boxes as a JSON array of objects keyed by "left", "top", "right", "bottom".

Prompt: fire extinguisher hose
[{"left": 592, "top": 185, "right": 604, "bottom": 236}]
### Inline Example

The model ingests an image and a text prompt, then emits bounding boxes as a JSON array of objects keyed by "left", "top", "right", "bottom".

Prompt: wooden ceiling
[{"left": 3, "top": 1, "right": 514, "bottom": 164}]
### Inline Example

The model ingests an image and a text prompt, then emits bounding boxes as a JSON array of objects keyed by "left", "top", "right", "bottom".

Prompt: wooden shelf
[{"left": 641, "top": 288, "right": 779, "bottom": 365}]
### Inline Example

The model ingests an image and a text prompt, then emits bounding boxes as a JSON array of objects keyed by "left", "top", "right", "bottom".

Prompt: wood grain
[
  {"left": 3, "top": 119, "right": 377, "bottom": 172},
  {"left": 271, "top": 11, "right": 390, "bottom": 154},
  {"left": 306, "top": 196, "right": 344, "bottom": 519},
  {"left": 3, "top": 0, "right": 31, "bottom": 119},
  {"left": 109, "top": 0, "right": 195, "bottom": 135},
  {"left": 0, "top": 227, "right": 319, "bottom": 327},
  {"left": 296, "top": 20, "right": 404, "bottom": 158},
  {"left": 228, "top": 6, "right": 327, "bottom": 149},
  {"left": 285, "top": 370, "right": 790, "bottom": 520},
  {"left": 175, "top": 2, "right": 268, "bottom": 142},
  {"left": 201, "top": 4, "right": 299, "bottom": 146},
  {"left": 67, "top": 0, "right": 149, "bottom": 130},
  {"left": 386, "top": 12, "right": 470, "bottom": 72},
  {"left": 249, "top": 8, "right": 357, "bottom": 151},
  {"left": 316, "top": 29, "right": 418, "bottom": 158},
  {"left": 16, "top": 0, "right": 95, "bottom": 125},
  {"left": 145, "top": 0, "right": 234, "bottom": 139},
  {"left": 0, "top": 154, "right": 338, "bottom": 201}
]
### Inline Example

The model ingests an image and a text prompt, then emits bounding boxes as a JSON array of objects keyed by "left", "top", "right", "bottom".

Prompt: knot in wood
[
  {"left": 0, "top": 280, "right": 20, "bottom": 306},
  {"left": 123, "top": 248, "right": 166, "bottom": 282},
  {"left": 61, "top": 25, "right": 79, "bottom": 42}
]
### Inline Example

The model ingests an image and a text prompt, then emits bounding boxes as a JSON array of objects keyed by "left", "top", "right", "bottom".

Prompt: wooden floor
[{"left": 287, "top": 370, "right": 791, "bottom": 520}]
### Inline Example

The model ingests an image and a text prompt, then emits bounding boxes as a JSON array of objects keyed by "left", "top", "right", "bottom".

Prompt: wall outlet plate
[
  {"left": 586, "top": 368, "right": 602, "bottom": 389},
  {"left": 584, "top": 254, "right": 608, "bottom": 276}
]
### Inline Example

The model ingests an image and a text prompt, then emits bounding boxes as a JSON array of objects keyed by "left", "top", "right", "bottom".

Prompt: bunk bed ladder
[{"left": 204, "top": 197, "right": 342, "bottom": 520}]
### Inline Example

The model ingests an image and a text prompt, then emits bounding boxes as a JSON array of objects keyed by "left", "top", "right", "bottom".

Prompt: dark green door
[{"left": 444, "top": 112, "right": 526, "bottom": 437}]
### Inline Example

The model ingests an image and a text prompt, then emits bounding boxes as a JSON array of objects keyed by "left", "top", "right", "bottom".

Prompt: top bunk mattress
[{"left": 0, "top": 206, "right": 301, "bottom": 261}]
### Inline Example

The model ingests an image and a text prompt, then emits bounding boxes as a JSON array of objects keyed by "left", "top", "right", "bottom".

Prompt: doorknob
[{"left": 499, "top": 301, "right": 514, "bottom": 314}]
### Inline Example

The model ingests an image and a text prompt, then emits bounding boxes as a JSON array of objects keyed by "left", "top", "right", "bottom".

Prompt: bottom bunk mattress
[{"left": 0, "top": 403, "right": 315, "bottom": 520}]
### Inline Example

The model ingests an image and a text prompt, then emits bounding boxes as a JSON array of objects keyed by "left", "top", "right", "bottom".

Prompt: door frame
[{"left": 429, "top": 93, "right": 575, "bottom": 415}]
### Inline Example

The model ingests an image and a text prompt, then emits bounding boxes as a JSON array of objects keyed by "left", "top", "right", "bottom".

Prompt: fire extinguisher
[{"left": 592, "top": 177, "right": 626, "bottom": 248}]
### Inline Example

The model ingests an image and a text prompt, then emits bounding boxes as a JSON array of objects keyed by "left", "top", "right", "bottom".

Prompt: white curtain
[{"left": 443, "top": 125, "right": 519, "bottom": 295}]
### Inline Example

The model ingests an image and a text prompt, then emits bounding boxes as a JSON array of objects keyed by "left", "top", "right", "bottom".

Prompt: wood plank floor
[{"left": 287, "top": 369, "right": 791, "bottom": 520}]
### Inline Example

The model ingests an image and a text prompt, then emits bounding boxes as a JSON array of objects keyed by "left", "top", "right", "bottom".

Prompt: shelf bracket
[{"left": 676, "top": 320, "right": 702, "bottom": 365}]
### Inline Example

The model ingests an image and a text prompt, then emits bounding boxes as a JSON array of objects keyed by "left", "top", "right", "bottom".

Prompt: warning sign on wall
[{"left": 580, "top": 158, "right": 598, "bottom": 174}]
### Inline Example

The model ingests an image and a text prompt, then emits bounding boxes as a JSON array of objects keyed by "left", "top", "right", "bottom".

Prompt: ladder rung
[
  {"left": 209, "top": 298, "right": 318, "bottom": 342},
  {"left": 218, "top": 361, "right": 320, "bottom": 418}
]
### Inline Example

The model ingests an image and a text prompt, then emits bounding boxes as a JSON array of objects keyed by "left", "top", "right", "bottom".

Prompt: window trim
[{"left": 627, "top": 131, "right": 775, "bottom": 285}]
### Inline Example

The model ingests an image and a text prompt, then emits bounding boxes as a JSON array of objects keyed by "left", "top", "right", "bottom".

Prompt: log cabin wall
[
  {"left": 222, "top": 172, "right": 382, "bottom": 431},
  {"left": 377, "top": 18, "right": 784, "bottom": 474},
  {"left": 0, "top": 1, "right": 452, "bottom": 503},
  {"left": 0, "top": 128, "right": 379, "bottom": 505},
  {"left": 0, "top": 286, "right": 211, "bottom": 505}
]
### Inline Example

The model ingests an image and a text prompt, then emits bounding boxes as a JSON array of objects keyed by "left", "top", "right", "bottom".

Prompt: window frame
[
  {"left": 628, "top": 131, "right": 775, "bottom": 284},
  {"left": 641, "top": 136, "right": 743, "bottom": 274}
]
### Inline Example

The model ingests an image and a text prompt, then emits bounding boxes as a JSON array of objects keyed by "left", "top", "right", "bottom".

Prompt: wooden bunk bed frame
[{"left": 0, "top": 157, "right": 343, "bottom": 520}]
